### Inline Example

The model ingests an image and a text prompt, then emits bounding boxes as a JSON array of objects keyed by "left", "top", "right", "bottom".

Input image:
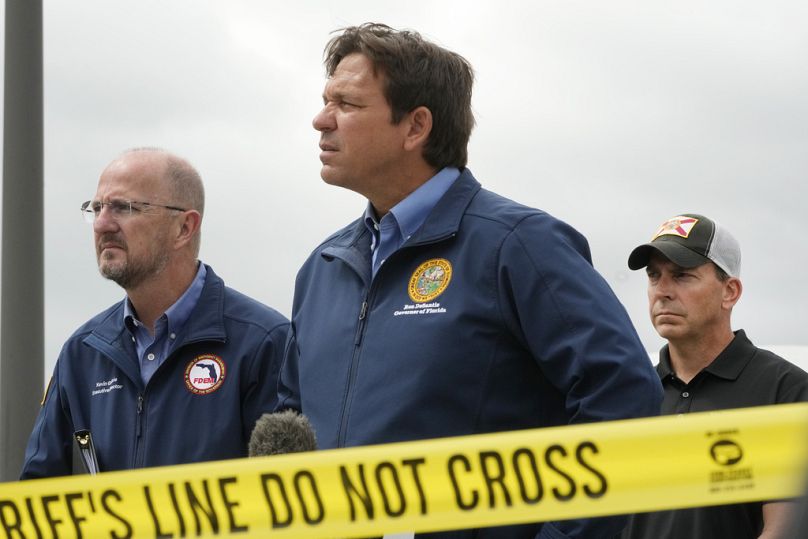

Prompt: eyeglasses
[{"left": 81, "top": 199, "right": 187, "bottom": 224}]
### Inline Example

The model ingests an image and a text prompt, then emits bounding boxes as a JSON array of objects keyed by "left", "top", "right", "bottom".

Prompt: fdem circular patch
[
  {"left": 408, "top": 258, "right": 452, "bottom": 303},
  {"left": 184, "top": 354, "right": 226, "bottom": 395}
]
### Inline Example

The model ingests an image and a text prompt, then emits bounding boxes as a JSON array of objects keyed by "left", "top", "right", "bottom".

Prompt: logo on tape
[
  {"left": 710, "top": 439, "right": 743, "bottom": 466},
  {"left": 408, "top": 258, "right": 452, "bottom": 303},
  {"left": 185, "top": 354, "right": 226, "bottom": 395},
  {"left": 707, "top": 430, "right": 753, "bottom": 491}
]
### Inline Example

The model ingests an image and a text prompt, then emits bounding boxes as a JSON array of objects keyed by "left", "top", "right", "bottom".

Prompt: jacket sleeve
[
  {"left": 241, "top": 321, "right": 291, "bottom": 442},
  {"left": 20, "top": 358, "right": 74, "bottom": 479},
  {"left": 274, "top": 321, "right": 302, "bottom": 413},
  {"left": 497, "top": 214, "right": 663, "bottom": 538}
]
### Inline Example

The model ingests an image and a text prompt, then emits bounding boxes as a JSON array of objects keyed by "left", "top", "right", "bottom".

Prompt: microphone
[
  {"left": 248, "top": 409, "right": 317, "bottom": 457},
  {"left": 248, "top": 412, "right": 410, "bottom": 539}
]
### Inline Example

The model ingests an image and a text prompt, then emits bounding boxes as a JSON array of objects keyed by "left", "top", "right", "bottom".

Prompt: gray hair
[{"left": 124, "top": 147, "right": 205, "bottom": 255}]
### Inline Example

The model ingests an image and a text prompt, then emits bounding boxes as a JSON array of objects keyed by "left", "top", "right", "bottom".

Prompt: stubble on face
[
  {"left": 93, "top": 152, "right": 177, "bottom": 291},
  {"left": 646, "top": 258, "right": 727, "bottom": 343},
  {"left": 96, "top": 228, "right": 170, "bottom": 290}
]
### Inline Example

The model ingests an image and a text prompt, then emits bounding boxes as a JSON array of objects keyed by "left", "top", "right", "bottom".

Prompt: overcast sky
[{"left": 3, "top": 1, "right": 807, "bottom": 375}]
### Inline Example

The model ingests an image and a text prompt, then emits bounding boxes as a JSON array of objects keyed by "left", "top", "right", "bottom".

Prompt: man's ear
[
  {"left": 174, "top": 210, "right": 202, "bottom": 250},
  {"left": 403, "top": 106, "right": 433, "bottom": 152},
  {"left": 722, "top": 277, "right": 743, "bottom": 310}
]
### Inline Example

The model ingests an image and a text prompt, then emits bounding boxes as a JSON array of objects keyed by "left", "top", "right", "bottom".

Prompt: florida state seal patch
[{"left": 408, "top": 258, "right": 453, "bottom": 303}]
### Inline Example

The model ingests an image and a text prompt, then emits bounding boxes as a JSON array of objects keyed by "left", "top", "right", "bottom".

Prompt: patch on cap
[{"left": 652, "top": 216, "right": 699, "bottom": 240}]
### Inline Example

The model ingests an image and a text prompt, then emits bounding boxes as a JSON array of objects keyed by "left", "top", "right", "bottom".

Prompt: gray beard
[{"left": 99, "top": 252, "right": 169, "bottom": 290}]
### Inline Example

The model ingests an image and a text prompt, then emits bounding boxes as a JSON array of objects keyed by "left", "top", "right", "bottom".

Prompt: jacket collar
[
  {"left": 84, "top": 264, "right": 228, "bottom": 381},
  {"left": 321, "top": 168, "right": 482, "bottom": 273},
  {"left": 404, "top": 167, "right": 480, "bottom": 245}
]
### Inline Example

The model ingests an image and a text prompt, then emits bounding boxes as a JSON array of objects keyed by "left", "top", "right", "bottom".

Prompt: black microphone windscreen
[{"left": 248, "top": 409, "right": 318, "bottom": 457}]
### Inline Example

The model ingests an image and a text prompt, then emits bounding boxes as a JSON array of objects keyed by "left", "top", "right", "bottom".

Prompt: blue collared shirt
[
  {"left": 124, "top": 262, "right": 207, "bottom": 385},
  {"left": 364, "top": 167, "right": 460, "bottom": 276}
]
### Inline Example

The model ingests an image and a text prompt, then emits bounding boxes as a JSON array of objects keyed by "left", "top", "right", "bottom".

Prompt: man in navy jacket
[
  {"left": 22, "top": 148, "right": 289, "bottom": 477},
  {"left": 277, "top": 23, "right": 662, "bottom": 537}
]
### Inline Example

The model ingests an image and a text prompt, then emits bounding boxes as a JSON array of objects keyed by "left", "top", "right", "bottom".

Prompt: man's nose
[
  {"left": 92, "top": 204, "right": 119, "bottom": 233},
  {"left": 312, "top": 104, "right": 335, "bottom": 132},
  {"left": 651, "top": 273, "right": 674, "bottom": 299}
]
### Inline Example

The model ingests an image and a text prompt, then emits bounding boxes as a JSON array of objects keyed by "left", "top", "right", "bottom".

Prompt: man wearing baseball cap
[{"left": 622, "top": 213, "right": 808, "bottom": 539}]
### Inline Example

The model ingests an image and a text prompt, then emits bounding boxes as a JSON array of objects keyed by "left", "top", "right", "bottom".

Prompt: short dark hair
[
  {"left": 714, "top": 263, "right": 730, "bottom": 282},
  {"left": 324, "top": 23, "right": 475, "bottom": 169}
]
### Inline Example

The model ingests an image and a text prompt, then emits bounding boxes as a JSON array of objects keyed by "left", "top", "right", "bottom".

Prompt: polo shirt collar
[
  {"left": 702, "top": 329, "right": 754, "bottom": 380},
  {"left": 656, "top": 329, "right": 754, "bottom": 381}
]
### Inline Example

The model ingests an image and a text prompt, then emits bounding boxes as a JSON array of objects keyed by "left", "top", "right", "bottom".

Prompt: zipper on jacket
[
  {"left": 133, "top": 393, "right": 146, "bottom": 468},
  {"left": 339, "top": 295, "right": 371, "bottom": 446},
  {"left": 136, "top": 394, "right": 144, "bottom": 437},
  {"left": 354, "top": 300, "right": 369, "bottom": 345},
  {"left": 337, "top": 233, "right": 458, "bottom": 447}
]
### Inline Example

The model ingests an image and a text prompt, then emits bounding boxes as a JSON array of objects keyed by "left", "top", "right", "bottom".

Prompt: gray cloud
[{"left": 21, "top": 0, "right": 808, "bottom": 374}]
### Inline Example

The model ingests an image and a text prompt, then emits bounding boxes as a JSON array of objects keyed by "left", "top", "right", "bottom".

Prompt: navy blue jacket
[
  {"left": 22, "top": 265, "right": 289, "bottom": 478},
  {"left": 278, "top": 169, "right": 663, "bottom": 538}
]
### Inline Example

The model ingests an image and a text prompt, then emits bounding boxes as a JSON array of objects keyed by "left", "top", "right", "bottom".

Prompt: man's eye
[{"left": 109, "top": 201, "right": 131, "bottom": 214}]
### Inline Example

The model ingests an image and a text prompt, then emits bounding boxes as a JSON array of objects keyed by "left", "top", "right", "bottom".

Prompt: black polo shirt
[{"left": 622, "top": 329, "right": 808, "bottom": 539}]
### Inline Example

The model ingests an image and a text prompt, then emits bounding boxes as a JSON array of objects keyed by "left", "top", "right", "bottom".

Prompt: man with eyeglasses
[{"left": 21, "top": 148, "right": 289, "bottom": 477}]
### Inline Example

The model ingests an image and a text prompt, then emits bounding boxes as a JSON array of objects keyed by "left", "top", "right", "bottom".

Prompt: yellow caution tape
[{"left": 3, "top": 403, "right": 808, "bottom": 538}]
